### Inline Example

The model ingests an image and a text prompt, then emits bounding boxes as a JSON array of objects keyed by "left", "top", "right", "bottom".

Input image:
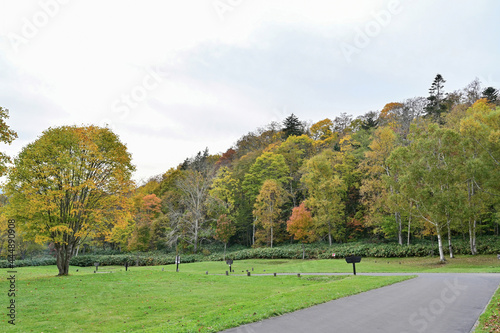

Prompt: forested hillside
[{"left": 1, "top": 75, "right": 499, "bottom": 263}]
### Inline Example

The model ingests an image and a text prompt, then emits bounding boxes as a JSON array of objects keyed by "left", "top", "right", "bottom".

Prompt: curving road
[{"left": 221, "top": 273, "right": 500, "bottom": 333}]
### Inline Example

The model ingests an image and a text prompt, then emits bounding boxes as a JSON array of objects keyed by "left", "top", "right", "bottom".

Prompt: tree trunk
[
  {"left": 252, "top": 217, "right": 256, "bottom": 246},
  {"left": 396, "top": 212, "right": 403, "bottom": 245},
  {"left": 407, "top": 202, "right": 413, "bottom": 246},
  {"left": 328, "top": 223, "right": 332, "bottom": 246},
  {"left": 290, "top": 181, "right": 297, "bottom": 207},
  {"left": 469, "top": 218, "right": 477, "bottom": 255},
  {"left": 467, "top": 180, "right": 478, "bottom": 255},
  {"left": 302, "top": 243, "right": 305, "bottom": 260},
  {"left": 407, "top": 208, "right": 412, "bottom": 246},
  {"left": 223, "top": 243, "right": 227, "bottom": 261},
  {"left": 56, "top": 244, "right": 72, "bottom": 276},
  {"left": 447, "top": 221, "right": 454, "bottom": 259},
  {"left": 437, "top": 228, "right": 445, "bottom": 262},
  {"left": 194, "top": 219, "right": 199, "bottom": 253},
  {"left": 270, "top": 224, "right": 273, "bottom": 248}
]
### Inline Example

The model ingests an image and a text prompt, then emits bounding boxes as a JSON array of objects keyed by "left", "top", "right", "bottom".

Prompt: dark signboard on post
[{"left": 345, "top": 256, "right": 362, "bottom": 275}]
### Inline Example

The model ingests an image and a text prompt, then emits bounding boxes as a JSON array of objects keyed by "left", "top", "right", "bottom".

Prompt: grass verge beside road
[{"left": 475, "top": 284, "right": 500, "bottom": 333}]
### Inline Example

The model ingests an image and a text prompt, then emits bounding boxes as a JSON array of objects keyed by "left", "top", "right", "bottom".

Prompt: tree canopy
[{"left": 4, "top": 125, "right": 135, "bottom": 275}]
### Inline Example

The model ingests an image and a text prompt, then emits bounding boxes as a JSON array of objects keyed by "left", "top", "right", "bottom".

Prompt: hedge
[{"left": 1, "top": 237, "right": 499, "bottom": 268}]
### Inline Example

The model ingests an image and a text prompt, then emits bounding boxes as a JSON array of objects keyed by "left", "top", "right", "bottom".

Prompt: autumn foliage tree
[
  {"left": 4, "top": 125, "right": 134, "bottom": 275},
  {"left": 287, "top": 202, "right": 314, "bottom": 259},
  {"left": 0, "top": 107, "right": 18, "bottom": 176},
  {"left": 214, "top": 214, "right": 236, "bottom": 260},
  {"left": 253, "top": 179, "right": 288, "bottom": 248},
  {"left": 129, "top": 194, "right": 162, "bottom": 251}
]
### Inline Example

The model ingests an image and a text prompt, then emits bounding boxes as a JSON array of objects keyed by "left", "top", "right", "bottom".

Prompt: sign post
[
  {"left": 345, "top": 256, "right": 362, "bottom": 275},
  {"left": 226, "top": 259, "right": 233, "bottom": 273},
  {"left": 175, "top": 255, "right": 180, "bottom": 272}
]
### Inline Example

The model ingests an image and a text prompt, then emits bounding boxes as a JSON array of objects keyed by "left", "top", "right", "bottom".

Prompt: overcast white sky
[{"left": 1, "top": 0, "right": 499, "bottom": 182}]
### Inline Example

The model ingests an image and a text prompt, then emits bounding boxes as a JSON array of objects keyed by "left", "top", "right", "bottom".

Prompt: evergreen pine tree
[
  {"left": 425, "top": 74, "right": 448, "bottom": 122},
  {"left": 282, "top": 114, "right": 304, "bottom": 139},
  {"left": 482, "top": 87, "right": 498, "bottom": 104}
]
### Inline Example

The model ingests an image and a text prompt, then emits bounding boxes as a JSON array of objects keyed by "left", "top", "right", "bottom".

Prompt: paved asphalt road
[{"left": 221, "top": 273, "right": 500, "bottom": 333}]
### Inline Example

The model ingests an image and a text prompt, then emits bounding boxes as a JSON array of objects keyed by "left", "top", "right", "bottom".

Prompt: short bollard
[
  {"left": 206, "top": 271, "right": 208, "bottom": 275},
  {"left": 226, "top": 259, "right": 233, "bottom": 274},
  {"left": 247, "top": 272, "right": 251, "bottom": 276},
  {"left": 175, "top": 255, "right": 180, "bottom": 272},
  {"left": 274, "top": 273, "right": 277, "bottom": 277},
  {"left": 297, "top": 273, "right": 301, "bottom": 278},
  {"left": 226, "top": 271, "right": 228, "bottom": 276}
]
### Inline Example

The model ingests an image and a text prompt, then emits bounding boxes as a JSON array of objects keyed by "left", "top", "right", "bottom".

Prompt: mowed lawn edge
[
  {"left": 475, "top": 283, "right": 500, "bottom": 333},
  {"left": 0, "top": 263, "right": 414, "bottom": 332}
]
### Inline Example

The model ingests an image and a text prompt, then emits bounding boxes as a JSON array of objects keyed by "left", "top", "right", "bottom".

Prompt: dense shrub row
[
  {"left": 1, "top": 237, "right": 499, "bottom": 268},
  {"left": 0, "top": 257, "right": 56, "bottom": 268}
]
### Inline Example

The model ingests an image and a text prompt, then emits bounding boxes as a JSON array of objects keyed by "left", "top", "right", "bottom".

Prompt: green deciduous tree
[
  {"left": 460, "top": 99, "right": 500, "bottom": 253},
  {"left": 301, "top": 151, "right": 346, "bottom": 245},
  {"left": 242, "top": 152, "right": 290, "bottom": 244},
  {"left": 275, "top": 135, "right": 314, "bottom": 206},
  {"left": 360, "top": 126, "right": 399, "bottom": 238},
  {"left": 209, "top": 166, "right": 239, "bottom": 217},
  {"left": 253, "top": 179, "right": 288, "bottom": 248},
  {"left": 388, "top": 124, "right": 464, "bottom": 262}
]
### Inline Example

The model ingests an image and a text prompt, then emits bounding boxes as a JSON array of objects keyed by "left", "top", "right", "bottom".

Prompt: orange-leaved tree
[
  {"left": 128, "top": 193, "right": 162, "bottom": 251},
  {"left": 287, "top": 202, "right": 315, "bottom": 259},
  {"left": 4, "top": 125, "right": 135, "bottom": 275}
]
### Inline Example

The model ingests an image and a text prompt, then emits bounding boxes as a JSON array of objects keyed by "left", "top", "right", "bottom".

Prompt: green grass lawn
[
  {"left": 1, "top": 255, "right": 498, "bottom": 332},
  {"left": 0, "top": 264, "right": 412, "bottom": 332}
]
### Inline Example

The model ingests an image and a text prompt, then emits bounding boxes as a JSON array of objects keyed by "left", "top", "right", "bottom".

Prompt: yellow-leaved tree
[{"left": 4, "top": 125, "right": 135, "bottom": 275}]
